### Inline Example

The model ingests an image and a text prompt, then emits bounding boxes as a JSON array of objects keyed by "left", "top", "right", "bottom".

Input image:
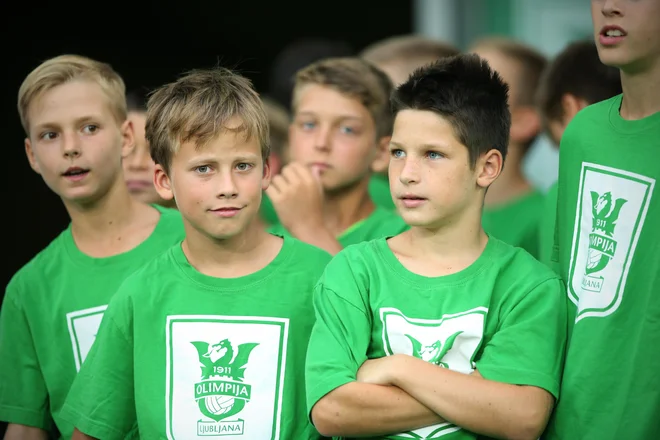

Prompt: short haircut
[
  {"left": 146, "top": 68, "right": 269, "bottom": 175},
  {"left": 261, "top": 96, "right": 290, "bottom": 158},
  {"left": 392, "top": 54, "right": 511, "bottom": 167},
  {"left": 292, "top": 57, "right": 394, "bottom": 138},
  {"left": 126, "top": 88, "right": 149, "bottom": 113},
  {"left": 360, "top": 34, "right": 459, "bottom": 68},
  {"left": 536, "top": 40, "right": 621, "bottom": 124},
  {"left": 470, "top": 37, "right": 547, "bottom": 107},
  {"left": 18, "top": 54, "right": 127, "bottom": 135}
]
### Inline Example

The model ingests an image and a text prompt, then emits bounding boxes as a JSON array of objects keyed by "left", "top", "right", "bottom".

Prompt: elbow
[
  {"left": 310, "top": 397, "right": 346, "bottom": 437},
  {"left": 506, "top": 400, "right": 553, "bottom": 440}
]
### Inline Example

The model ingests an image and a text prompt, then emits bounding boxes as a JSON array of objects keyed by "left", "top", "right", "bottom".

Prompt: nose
[
  {"left": 62, "top": 132, "right": 81, "bottom": 159},
  {"left": 313, "top": 126, "right": 331, "bottom": 152},
  {"left": 398, "top": 157, "right": 420, "bottom": 185},
  {"left": 602, "top": 0, "right": 623, "bottom": 17},
  {"left": 216, "top": 171, "right": 239, "bottom": 199}
]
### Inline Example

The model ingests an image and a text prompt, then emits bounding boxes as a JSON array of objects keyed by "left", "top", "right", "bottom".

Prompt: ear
[
  {"left": 510, "top": 106, "right": 541, "bottom": 144},
  {"left": 476, "top": 149, "right": 503, "bottom": 189},
  {"left": 120, "top": 119, "right": 136, "bottom": 159},
  {"left": 261, "top": 157, "right": 273, "bottom": 191},
  {"left": 24, "top": 137, "right": 41, "bottom": 174},
  {"left": 560, "top": 93, "right": 589, "bottom": 124},
  {"left": 370, "top": 135, "right": 391, "bottom": 174},
  {"left": 267, "top": 153, "right": 282, "bottom": 177},
  {"left": 153, "top": 164, "right": 175, "bottom": 202}
]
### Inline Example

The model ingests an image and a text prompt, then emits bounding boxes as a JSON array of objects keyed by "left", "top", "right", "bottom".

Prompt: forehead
[
  {"left": 295, "top": 84, "right": 370, "bottom": 121},
  {"left": 177, "top": 127, "right": 262, "bottom": 160},
  {"left": 28, "top": 80, "right": 115, "bottom": 129},
  {"left": 392, "top": 109, "right": 461, "bottom": 146}
]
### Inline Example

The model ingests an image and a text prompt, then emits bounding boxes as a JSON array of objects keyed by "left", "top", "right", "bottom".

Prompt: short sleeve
[
  {"left": 60, "top": 289, "right": 136, "bottom": 440},
  {"left": 476, "top": 278, "right": 568, "bottom": 399},
  {"left": 0, "top": 283, "right": 52, "bottom": 429},
  {"left": 305, "top": 252, "right": 372, "bottom": 419}
]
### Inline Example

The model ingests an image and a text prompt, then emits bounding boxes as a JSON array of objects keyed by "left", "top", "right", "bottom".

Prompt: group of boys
[{"left": 1, "top": 1, "right": 658, "bottom": 438}]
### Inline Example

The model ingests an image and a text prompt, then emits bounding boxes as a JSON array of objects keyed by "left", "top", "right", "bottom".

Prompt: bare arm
[
  {"left": 389, "top": 356, "right": 554, "bottom": 440},
  {"left": 311, "top": 381, "right": 445, "bottom": 437},
  {"left": 71, "top": 428, "right": 98, "bottom": 440},
  {"left": 4, "top": 424, "right": 48, "bottom": 440}
]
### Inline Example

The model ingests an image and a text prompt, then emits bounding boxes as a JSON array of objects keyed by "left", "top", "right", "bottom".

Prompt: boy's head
[
  {"left": 470, "top": 38, "right": 546, "bottom": 154},
  {"left": 123, "top": 88, "right": 173, "bottom": 206},
  {"left": 261, "top": 96, "right": 290, "bottom": 176},
  {"left": 537, "top": 40, "right": 622, "bottom": 146},
  {"left": 146, "top": 68, "right": 270, "bottom": 240},
  {"left": 389, "top": 54, "right": 510, "bottom": 229},
  {"left": 289, "top": 57, "right": 394, "bottom": 195},
  {"left": 18, "top": 54, "right": 134, "bottom": 206},
  {"left": 591, "top": 0, "right": 660, "bottom": 72},
  {"left": 360, "top": 35, "right": 460, "bottom": 86}
]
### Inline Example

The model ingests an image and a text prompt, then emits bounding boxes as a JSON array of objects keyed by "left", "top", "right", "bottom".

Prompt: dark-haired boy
[
  {"left": 535, "top": 40, "right": 621, "bottom": 267},
  {"left": 305, "top": 54, "right": 567, "bottom": 440}
]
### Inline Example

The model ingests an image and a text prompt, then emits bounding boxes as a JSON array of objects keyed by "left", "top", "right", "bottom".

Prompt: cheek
[{"left": 288, "top": 131, "right": 312, "bottom": 159}]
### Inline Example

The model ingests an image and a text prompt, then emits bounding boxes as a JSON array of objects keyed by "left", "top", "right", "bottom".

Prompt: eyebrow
[
  {"left": 390, "top": 141, "right": 450, "bottom": 150},
  {"left": 33, "top": 115, "right": 102, "bottom": 131},
  {"left": 296, "top": 111, "right": 364, "bottom": 122}
]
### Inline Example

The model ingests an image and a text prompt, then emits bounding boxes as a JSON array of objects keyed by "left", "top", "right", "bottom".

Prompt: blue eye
[
  {"left": 301, "top": 122, "right": 315, "bottom": 130},
  {"left": 340, "top": 126, "right": 355, "bottom": 135},
  {"left": 236, "top": 163, "right": 253, "bottom": 171},
  {"left": 196, "top": 165, "right": 210, "bottom": 174},
  {"left": 428, "top": 151, "right": 443, "bottom": 160},
  {"left": 391, "top": 149, "right": 405, "bottom": 158}
]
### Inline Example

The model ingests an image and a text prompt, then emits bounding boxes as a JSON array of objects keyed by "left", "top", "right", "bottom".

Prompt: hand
[
  {"left": 266, "top": 162, "right": 325, "bottom": 235},
  {"left": 356, "top": 356, "right": 398, "bottom": 385}
]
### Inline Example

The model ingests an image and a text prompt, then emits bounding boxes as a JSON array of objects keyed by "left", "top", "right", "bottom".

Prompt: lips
[
  {"left": 126, "top": 180, "right": 152, "bottom": 191},
  {"left": 399, "top": 195, "right": 427, "bottom": 208},
  {"left": 62, "top": 166, "right": 90, "bottom": 181},
  {"left": 599, "top": 25, "right": 627, "bottom": 46},
  {"left": 209, "top": 207, "right": 243, "bottom": 218}
]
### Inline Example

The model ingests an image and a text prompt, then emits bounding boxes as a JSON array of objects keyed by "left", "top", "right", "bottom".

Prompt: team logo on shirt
[
  {"left": 166, "top": 315, "right": 289, "bottom": 439},
  {"left": 568, "top": 163, "right": 654, "bottom": 322},
  {"left": 381, "top": 307, "right": 486, "bottom": 438},
  {"left": 66, "top": 304, "right": 108, "bottom": 371},
  {"left": 191, "top": 339, "right": 258, "bottom": 435}
]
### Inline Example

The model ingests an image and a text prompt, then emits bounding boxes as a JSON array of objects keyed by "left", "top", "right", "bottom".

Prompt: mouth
[
  {"left": 209, "top": 207, "right": 243, "bottom": 218},
  {"left": 309, "top": 162, "right": 331, "bottom": 173},
  {"left": 62, "top": 167, "right": 90, "bottom": 180},
  {"left": 126, "top": 180, "right": 152, "bottom": 191},
  {"left": 599, "top": 25, "right": 627, "bottom": 45},
  {"left": 399, "top": 195, "right": 428, "bottom": 208}
]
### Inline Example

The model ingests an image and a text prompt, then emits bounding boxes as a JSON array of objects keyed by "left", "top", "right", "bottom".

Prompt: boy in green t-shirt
[
  {"left": 267, "top": 57, "right": 408, "bottom": 254},
  {"left": 62, "top": 68, "right": 332, "bottom": 440},
  {"left": 534, "top": 40, "right": 621, "bottom": 267},
  {"left": 470, "top": 38, "right": 548, "bottom": 258},
  {"left": 0, "top": 55, "right": 184, "bottom": 440},
  {"left": 543, "top": 2, "right": 660, "bottom": 439},
  {"left": 306, "top": 54, "right": 567, "bottom": 439}
]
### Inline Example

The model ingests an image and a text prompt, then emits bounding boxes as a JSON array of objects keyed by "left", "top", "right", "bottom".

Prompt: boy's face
[
  {"left": 154, "top": 116, "right": 270, "bottom": 241},
  {"left": 122, "top": 111, "right": 165, "bottom": 205},
  {"left": 591, "top": 0, "right": 660, "bottom": 70},
  {"left": 389, "top": 110, "right": 500, "bottom": 229},
  {"left": 24, "top": 80, "right": 134, "bottom": 206},
  {"left": 288, "top": 84, "right": 384, "bottom": 194}
]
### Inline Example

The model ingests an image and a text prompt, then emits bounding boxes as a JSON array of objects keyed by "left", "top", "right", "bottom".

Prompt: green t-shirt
[
  {"left": 544, "top": 95, "right": 660, "bottom": 439},
  {"left": 60, "top": 236, "right": 332, "bottom": 440},
  {"left": 482, "top": 191, "right": 544, "bottom": 259},
  {"left": 539, "top": 181, "right": 558, "bottom": 269},
  {"left": 0, "top": 205, "right": 184, "bottom": 438},
  {"left": 269, "top": 207, "right": 408, "bottom": 248},
  {"left": 307, "top": 236, "right": 567, "bottom": 439},
  {"left": 369, "top": 174, "right": 395, "bottom": 210},
  {"left": 260, "top": 192, "right": 280, "bottom": 226}
]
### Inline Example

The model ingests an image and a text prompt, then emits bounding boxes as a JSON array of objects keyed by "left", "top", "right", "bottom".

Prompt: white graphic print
[
  {"left": 381, "top": 307, "right": 487, "bottom": 439},
  {"left": 568, "top": 163, "right": 654, "bottom": 322},
  {"left": 165, "top": 315, "right": 289, "bottom": 439},
  {"left": 66, "top": 305, "right": 108, "bottom": 371}
]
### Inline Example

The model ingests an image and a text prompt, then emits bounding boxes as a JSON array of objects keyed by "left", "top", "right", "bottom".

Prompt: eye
[
  {"left": 82, "top": 125, "right": 98, "bottom": 134},
  {"left": 195, "top": 165, "right": 211, "bottom": 174},
  {"left": 40, "top": 132, "right": 57, "bottom": 141},
  {"left": 300, "top": 121, "right": 315, "bottom": 130},
  {"left": 427, "top": 151, "right": 443, "bottom": 160},
  {"left": 390, "top": 149, "right": 405, "bottom": 158},
  {"left": 339, "top": 125, "right": 356, "bottom": 135},
  {"left": 236, "top": 163, "right": 253, "bottom": 171}
]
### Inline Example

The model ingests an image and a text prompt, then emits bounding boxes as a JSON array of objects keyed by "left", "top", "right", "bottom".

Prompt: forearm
[
  {"left": 392, "top": 356, "right": 553, "bottom": 440},
  {"left": 291, "top": 226, "right": 343, "bottom": 255},
  {"left": 71, "top": 428, "right": 97, "bottom": 440},
  {"left": 4, "top": 424, "right": 48, "bottom": 440},
  {"left": 311, "top": 381, "right": 444, "bottom": 437}
]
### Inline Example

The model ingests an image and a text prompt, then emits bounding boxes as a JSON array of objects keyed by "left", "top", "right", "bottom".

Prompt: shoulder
[
  {"left": 284, "top": 236, "right": 333, "bottom": 268},
  {"left": 564, "top": 94, "right": 620, "bottom": 139},
  {"left": 488, "top": 237, "right": 561, "bottom": 287},
  {"left": 319, "top": 239, "right": 383, "bottom": 282},
  {"left": 153, "top": 205, "right": 185, "bottom": 231}
]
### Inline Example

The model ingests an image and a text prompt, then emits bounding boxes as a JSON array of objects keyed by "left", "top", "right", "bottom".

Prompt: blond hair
[
  {"left": 146, "top": 68, "right": 269, "bottom": 174},
  {"left": 18, "top": 54, "right": 127, "bottom": 135},
  {"left": 292, "top": 57, "right": 394, "bottom": 138},
  {"left": 360, "top": 35, "right": 459, "bottom": 69},
  {"left": 470, "top": 37, "right": 547, "bottom": 106}
]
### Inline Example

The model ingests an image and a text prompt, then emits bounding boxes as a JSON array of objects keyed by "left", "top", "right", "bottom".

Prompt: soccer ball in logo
[{"left": 204, "top": 395, "right": 235, "bottom": 416}]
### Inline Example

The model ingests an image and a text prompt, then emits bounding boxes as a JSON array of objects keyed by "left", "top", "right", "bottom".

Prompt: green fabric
[
  {"left": 539, "top": 181, "right": 558, "bottom": 270},
  {"left": 368, "top": 173, "right": 395, "bottom": 211}
]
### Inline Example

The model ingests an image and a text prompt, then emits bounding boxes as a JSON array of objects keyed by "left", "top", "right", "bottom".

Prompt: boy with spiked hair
[
  {"left": 0, "top": 55, "right": 184, "bottom": 440},
  {"left": 306, "top": 54, "right": 567, "bottom": 439},
  {"left": 267, "top": 57, "right": 407, "bottom": 254},
  {"left": 544, "top": 1, "right": 660, "bottom": 438},
  {"left": 62, "top": 67, "right": 331, "bottom": 440},
  {"left": 535, "top": 40, "right": 621, "bottom": 267}
]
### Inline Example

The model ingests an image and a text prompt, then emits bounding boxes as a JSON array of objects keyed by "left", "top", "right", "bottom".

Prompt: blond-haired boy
[
  {"left": 267, "top": 57, "right": 407, "bottom": 254},
  {"left": 0, "top": 55, "right": 184, "bottom": 439},
  {"left": 62, "top": 68, "right": 331, "bottom": 440}
]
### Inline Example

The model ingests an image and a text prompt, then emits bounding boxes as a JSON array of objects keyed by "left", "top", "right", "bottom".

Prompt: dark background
[{"left": 1, "top": 2, "right": 411, "bottom": 434}]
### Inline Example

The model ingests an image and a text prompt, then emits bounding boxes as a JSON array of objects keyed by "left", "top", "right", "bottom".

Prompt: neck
[
  {"left": 323, "top": 178, "right": 375, "bottom": 235},
  {"left": 64, "top": 178, "right": 140, "bottom": 240},
  {"left": 484, "top": 142, "right": 532, "bottom": 207},
  {"left": 409, "top": 201, "right": 487, "bottom": 261},
  {"left": 620, "top": 59, "right": 660, "bottom": 119}
]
